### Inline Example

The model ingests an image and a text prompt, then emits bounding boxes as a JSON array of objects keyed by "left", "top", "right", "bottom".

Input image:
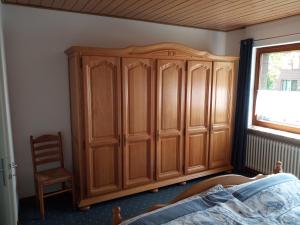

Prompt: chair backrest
[{"left": 30, "top": 132, "right": 64, "bottom": 173}]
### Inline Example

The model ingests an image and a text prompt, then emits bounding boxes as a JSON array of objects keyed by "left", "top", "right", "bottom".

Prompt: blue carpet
[{"left": 19, "top": 174, "right": 222, "bottom": 225}]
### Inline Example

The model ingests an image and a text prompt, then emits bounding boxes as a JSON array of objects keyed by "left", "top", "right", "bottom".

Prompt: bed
[{"left": 112, "top": 161, "right": 300, "bottom": 224}]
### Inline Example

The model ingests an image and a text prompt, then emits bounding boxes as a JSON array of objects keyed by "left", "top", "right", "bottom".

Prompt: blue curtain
[{"left": 232, "top": 39, "right": 254, "bottom": 172}]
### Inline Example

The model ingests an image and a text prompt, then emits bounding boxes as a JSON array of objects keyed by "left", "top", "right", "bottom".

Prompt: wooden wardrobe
[{"left": 65, "top": 43, "right": 238, "bottom": 209}]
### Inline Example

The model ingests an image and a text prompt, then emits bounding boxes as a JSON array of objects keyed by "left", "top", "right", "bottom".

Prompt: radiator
[{"left": 245, "top": 133, "right": 300, "bottom": 177}]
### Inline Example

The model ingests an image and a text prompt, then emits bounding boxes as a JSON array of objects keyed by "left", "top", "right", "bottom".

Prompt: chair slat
[
  {"left": 30, "top": 132, "right": 75, "bottom": 219},
  {"left": 35, "top": 150, "right": 59, "bottom": 158},
  {"left": 34, "top": 143, "right": 59, "bottom": 151},
  {"left": 35, "top": 156, "right": 61, "bottom": 165},
  {"left": 33, "top": 135, "right": 59, "bottom": 144},
  {"left": 44, "top": 188, "right": 73, "bottom": 198}
]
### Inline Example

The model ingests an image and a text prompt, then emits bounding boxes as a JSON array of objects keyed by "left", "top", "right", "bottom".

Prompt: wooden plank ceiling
[{"left": 3, "top": 0, "right": 300, "bottom": 31}]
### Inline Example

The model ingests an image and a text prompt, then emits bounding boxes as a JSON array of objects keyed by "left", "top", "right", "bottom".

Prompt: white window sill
[{"left": 247, "top": 126, "right": 300, "bottom": 146}]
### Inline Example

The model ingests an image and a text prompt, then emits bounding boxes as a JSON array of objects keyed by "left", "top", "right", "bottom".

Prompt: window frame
[{"left": 252, "top": 43, "right": 300, "bottom": 134}]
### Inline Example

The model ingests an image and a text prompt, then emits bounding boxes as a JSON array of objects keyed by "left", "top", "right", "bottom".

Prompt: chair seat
[{"left": 36, "top": 168, "right": 72, "bottom": 185}]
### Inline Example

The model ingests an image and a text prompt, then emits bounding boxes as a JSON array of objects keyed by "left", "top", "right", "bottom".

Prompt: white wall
[
  {"left": 225, "top": 15, "right": 300, "bottom": 56},
  {"left": 225, "top": 29, "right": 245, "bottom": 56},
  {"left": 2, "top": 4, "right": 228, "bottom": 198},
  {"left": 245, "top": 15, "right": 300, "bottom": 47}
]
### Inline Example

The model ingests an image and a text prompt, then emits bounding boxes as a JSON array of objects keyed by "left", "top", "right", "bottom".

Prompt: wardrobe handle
[
  {"left": 123, "top": 135, "right": 127, "bottom": 145},
  {"left": 118, "top": 135, "right": 121, "bottom": 147},
  {"left": 156, "top": 130, "right": 160, "bottom": 139}
]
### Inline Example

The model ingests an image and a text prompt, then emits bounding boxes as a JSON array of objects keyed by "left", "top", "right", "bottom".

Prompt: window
[
  {"left": 281, "top": 80, "right": 298, "bottom": 91},
  {"left": 253, "top": 43, "right": 300, "bottom": 134}
]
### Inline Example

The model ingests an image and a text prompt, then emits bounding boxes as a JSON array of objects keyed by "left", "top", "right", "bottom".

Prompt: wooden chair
[{"left": 30, "top": 132, "right": 75, "bottom": 219}]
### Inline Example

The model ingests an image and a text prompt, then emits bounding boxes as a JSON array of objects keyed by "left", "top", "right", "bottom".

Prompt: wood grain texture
[
  {"left": 209, "top": 62, "right": 235, "bottom": 169},
  {"left": 65, "top": 42, "right": 238, "bottom": 62},
  {"left": 68, "top": 54, "right": 85, "bottom": 200},
  {"left": 122, "top": 58, "right": 155, "bottom": 188},
  {"left": 82, "top": 56, "right": 122, "bottom": 196},
  {"left": 185, "top": 61, "right": 212, "bottom": 174},
  {"left": 80, "top": 165, "right": 233, "bottom": 207},
  {"left": 30, "top": 132, "right": 75, "bottom": 219},
  {"left": 156, "top": 59, "right": 185, "bottom": 180},
  {"left": 66, "top": 43, "right": 238, "bottom": 208},
  {"left": 4, "top": 0, "right": 300, "bottom": 31}
]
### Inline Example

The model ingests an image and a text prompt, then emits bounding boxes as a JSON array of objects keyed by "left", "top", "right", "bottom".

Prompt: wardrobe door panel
[
  {"left": 122, "top": 58, "right": 155, "bottom": 188},
  {"left": 185, "top": 61, "right": 212, "bottom": 174},
  {"left": 82, "top": 56, "right": 122, "bottom": 196},
  {"left": 125, "top": 141, "right": 152, "bottom": 186},
  {"left": 158, "top": 137, "right": 180, "bottom": 177},
  {"left": 209, "top": 62, "right": 234, "bottom": 169},
  {"left": 210, "top": 130, "right": 228, "bottom": 167},
  {"left": 161, "top": 67, "right": 180, "bottom": 130},
  {"left": 188, "top": 134, "right": 205, "bottom": 167},
  {"left": 92, "top": 145, "right": 118, "bottom": 190},
  {"left": 157, "top": 59, "right": 185, "bottom": 180},
  {"left": 90, "top": 66, "right": 115, "bottom": 138}
]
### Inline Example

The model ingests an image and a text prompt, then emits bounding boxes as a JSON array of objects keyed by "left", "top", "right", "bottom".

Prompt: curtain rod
[{"left": 254, "top": 32, "right": 300, "bottom": 42}]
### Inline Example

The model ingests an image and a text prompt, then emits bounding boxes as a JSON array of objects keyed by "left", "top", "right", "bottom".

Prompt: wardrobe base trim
[{"left": 78, "top": 165, "right": 233, "bottom": 207}]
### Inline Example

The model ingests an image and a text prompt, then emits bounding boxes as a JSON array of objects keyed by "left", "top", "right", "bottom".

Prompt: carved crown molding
[{"left": 66, "top": 42, "right": 239, "bottom": 62}]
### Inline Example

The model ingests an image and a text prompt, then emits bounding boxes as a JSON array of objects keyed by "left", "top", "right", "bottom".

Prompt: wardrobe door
[
  {"left": 185, "top": 61, "right": 212, "bottom": 174},
  {"left": 156, "top": 59, "right": 185, "bottom": 180},
  {"left": 209, "top": 62, "right": 234, "bottom": 169},
  {"left": 82, "top": 56, "right": 122, "bottom": 196},
  {"left": 122, "top": 58, "right": 155, "bottom": 188}
]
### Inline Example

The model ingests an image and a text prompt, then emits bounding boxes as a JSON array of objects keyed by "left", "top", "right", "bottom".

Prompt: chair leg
[
  {"left": 71, "top": 178, "right": 76, "bottom": 208},
  {"left": 35, "top": 183, "right": 39, "bottom": 204},
  {"left": 62, "top": 181, "right": 66, "bottom": 190},
  {"left": 38, "top": 184, "right": 45, "bottom": 220}
]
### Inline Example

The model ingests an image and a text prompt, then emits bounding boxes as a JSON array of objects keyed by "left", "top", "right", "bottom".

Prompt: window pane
[{"left": 255, "top": 50, "right": 300, "bottom": 127}]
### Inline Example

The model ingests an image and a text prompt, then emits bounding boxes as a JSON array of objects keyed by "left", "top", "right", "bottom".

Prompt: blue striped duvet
[{"left": 121, "top": 173, "right": 300, "bottom": 225}]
